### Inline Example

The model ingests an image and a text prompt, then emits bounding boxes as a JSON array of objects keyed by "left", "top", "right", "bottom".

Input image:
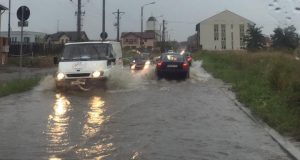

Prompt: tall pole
[
  {"left": 140, "top": 6, "right": 144, "bottom": 48},
  {"left": 113, "top": 9, "right": 125, "bottom": 42},
  {"left": 162, "top": 19, "right": 166, "bottom": 52},
  {"left": 77, "top": 0, "right": 81, "bottom": 41},
  {"left": 102, "top": 0, "right": 105, "bottom": 36},
  {"left": 141, "top": 6, "right": 144, "bottom": 34},
  {"left": 8, "top": 0, "right": 11, "bottom": 45},
  {"left": 117, "top": 9, "right": 120, "bottom": 42},
  {"left": 19, "top": 7, "right": 24, "bottom": 79}
]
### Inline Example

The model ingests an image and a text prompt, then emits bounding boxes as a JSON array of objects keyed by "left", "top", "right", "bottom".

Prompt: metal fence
[{"left": 9, "top": 42, "right": 64, "bottom": 57}]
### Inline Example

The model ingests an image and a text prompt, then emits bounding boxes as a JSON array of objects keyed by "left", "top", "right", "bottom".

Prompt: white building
[
  {"left": 0, "top": 31, "right": 47, "bottom": 43},
  {"left": 196, "top": 10, "right": 255, "bottom": 50},
  {"left": 0, "top": 4, "right": 8, "bottom": 34},
  {"left": 145, "top": 16, "right": 161, "bottom": 41}
]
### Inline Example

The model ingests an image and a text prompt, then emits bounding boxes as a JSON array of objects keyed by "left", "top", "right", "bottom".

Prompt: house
[
  {"left": 196, "top": 10, "right": 255, "bottom": 50},
  {"left": 0, "top": 31, "right": 47, "bottom": 44},
  {"left": 121, "top": 16, "right": 161, "bottom": 50},
  {"left": 121, "top": 32, "right": 156, "bottom": 49},
  {"left": 187, "top": 34, "right": 198, "bottom": 51},
  {"left": 45, "top": 31, "right": 89, "bottom": 44}
]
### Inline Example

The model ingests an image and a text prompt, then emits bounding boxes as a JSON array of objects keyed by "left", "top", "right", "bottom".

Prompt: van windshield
[{"left": 61, "top": 43, "right": 111, "bottom": 61}]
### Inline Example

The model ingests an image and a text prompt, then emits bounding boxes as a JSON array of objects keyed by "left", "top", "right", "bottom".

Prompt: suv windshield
[{"left": 61, "top": 43, "right": 111, "bottom": 61}]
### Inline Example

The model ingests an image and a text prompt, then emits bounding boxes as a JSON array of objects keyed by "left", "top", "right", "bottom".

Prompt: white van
[{"left": 54, "top": 41, "right": 123, "bottom": 89}]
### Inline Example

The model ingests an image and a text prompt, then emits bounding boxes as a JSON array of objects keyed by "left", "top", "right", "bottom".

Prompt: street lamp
[{"left": 140, "top": 2, "right": 155, "bottom": 48}]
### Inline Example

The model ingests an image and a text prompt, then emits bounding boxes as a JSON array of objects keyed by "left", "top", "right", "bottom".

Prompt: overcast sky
[{"left": 1, "top": 0, "right": 300, "bottom": 41}]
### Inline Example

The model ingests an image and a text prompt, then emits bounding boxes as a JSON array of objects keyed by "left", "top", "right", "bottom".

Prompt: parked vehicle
[
  {"left": 156, "top": 53, "right": 190, "bottom": 79},
  {"left": 54, "top": 41, "right": 123, "bottom": 90}
]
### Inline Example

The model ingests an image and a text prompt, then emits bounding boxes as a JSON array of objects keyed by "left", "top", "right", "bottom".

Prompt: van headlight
[
  {"left": 92, "top": 71, "right": 101, "bottom": 78},
  {"left": 57, "top": 73, "right": 65, "bottom": 81}
]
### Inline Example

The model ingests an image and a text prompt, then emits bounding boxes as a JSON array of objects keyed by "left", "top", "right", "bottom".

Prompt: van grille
[{"left": 67, "top": 73, "right": 90, "bottom": 78}]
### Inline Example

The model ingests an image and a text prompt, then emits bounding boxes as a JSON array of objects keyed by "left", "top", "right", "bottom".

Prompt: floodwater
[{"left": 0, "top": 62, "right": 291, "bottom": 160}]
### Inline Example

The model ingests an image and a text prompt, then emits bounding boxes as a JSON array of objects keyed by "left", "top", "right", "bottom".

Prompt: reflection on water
[
  {"left": 46, "top": 94, "right": 113, "bottom": 159},
  {"left": 76, "top": 97, "right": 115, "bottom": 159},
  {"left": 83, "top": 96, "right": 105, "bottom": 138},
  {"left": 47, "top": 94, "right": 71, "bottom": 154}
]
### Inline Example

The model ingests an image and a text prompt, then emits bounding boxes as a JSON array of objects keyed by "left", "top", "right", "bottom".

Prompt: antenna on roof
[{"left": 57, "top": 20, "right": 60, "bottom": 32}]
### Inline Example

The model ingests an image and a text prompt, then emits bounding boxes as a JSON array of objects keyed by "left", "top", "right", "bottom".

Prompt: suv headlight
[
  {"left": 57, "top": 73, "right": 65, "bottom": 81},
  {"left": 92, "top": 71, "right": 101, "bottom": 78}
]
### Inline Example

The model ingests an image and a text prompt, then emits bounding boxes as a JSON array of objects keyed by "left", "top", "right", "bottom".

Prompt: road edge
[{"left": 221, "top": 87, "right": 300, "bottom": 160}]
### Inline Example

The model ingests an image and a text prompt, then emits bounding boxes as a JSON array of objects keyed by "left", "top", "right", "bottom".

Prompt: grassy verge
[
  {"left": 193, "top": 51, "right": 300, "bottom": 139},
  {"left": 8, "top": 56, "right": 56, "bottom": 68},
  {"left": 0, "top": 78, "right": 40, "bottom": 97}
]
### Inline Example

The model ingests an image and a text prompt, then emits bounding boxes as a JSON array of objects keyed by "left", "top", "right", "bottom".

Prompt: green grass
[
  {"left": 193, "top": 51, "right": 300, "bottom": 138},
  {"left": 0, "top": 78, "right": 40, "bottom": 97}
]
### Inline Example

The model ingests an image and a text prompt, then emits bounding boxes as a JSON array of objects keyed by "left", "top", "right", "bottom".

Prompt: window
[
  {"left": 221, "top": 41, "right": 226, "bottom": 49},
  {"left": 214, "top": 24, "right": 219, "bottom": 41},
  {"left": 24, "top": 37, "right": 30, "bottom": 43},
  {"left": 129, "top": 39, "right": 133, "bottom": 44},
  {"left": 240, "top": 24, "right": 245, "bottom": 49},
  {"left": 231, "top": 32, "right": 234, "bottom": 50},
  {"left": 221, "top": 24, "right": 226, "bottom": 49},
  {"left": 11, "top": 37, "right": 17, "bottom": 43}
]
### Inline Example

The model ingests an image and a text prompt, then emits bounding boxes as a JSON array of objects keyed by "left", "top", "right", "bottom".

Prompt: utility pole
[
  {"left": 8, "top": 0, "right": 11, "bottom": 45},
  {"left": 113, "top": 9, "right": 125, "bottom": 42},
  {"left": 162, "top": 19, "right": 166, "bottom": 52},
  {"left": 102, "top": 0, "right": 105, "bottom": 36},
  {"left": 77, "top": 0, "right": 82, "bottom": 41}
]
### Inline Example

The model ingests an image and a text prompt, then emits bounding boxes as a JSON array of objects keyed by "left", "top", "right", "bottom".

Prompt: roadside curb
[{"left": 221, "top": 87, "right": 300, "bottom": 160}]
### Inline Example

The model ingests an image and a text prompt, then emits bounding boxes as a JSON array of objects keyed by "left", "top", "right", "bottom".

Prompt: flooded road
[{"left": 0, "top": 62, "right": 291, "bottom": 160}]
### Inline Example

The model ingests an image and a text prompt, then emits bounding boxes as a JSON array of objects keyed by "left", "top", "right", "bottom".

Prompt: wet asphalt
[{"left": 0, "top": 62, "right": 292, "bottom": 160}]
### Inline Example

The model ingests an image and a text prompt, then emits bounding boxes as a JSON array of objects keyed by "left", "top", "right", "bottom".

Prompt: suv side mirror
[{"left": 53, "top": 57, "right": 59, "bottom": 65}]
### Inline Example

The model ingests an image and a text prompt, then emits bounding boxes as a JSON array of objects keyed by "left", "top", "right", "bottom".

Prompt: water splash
[
  {"left": 34, "top": 75, "right": 55, "bottom": 91},
  {"left": 189, "top": 61, "right": 211, "bottom": 83}
]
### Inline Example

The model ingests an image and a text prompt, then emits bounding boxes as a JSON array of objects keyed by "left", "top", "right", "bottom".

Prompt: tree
[
  {"left": 244, "top": 25, "right": 266, "bottom": 51},
  {"left": 271, "top": 25, "right": 300, "bottom": 50}
]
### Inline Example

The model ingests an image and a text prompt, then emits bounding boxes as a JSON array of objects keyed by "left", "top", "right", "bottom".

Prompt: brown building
[
  {"left": 121, "top": 32, "right": 157, "bottom": 50},
  {"left": 45, "top": 31, "right": 89, "bottom": 44}
]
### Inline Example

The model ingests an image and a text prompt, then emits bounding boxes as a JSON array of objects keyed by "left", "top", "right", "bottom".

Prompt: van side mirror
[
  {"left": 107, "top": 58, "right": 116, "bottom": 66},
  {"left": 53, "top": 57, "right": 59, "bottom": 65}
]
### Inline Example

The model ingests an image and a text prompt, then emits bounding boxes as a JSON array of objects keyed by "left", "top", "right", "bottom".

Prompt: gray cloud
[{"left": 1, "top": 0, "right": 299, "bottom": 41}]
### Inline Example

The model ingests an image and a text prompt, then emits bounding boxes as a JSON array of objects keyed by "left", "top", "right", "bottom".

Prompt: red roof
[{"left": 121, "top": 32, "right": 155, "bottom": 39}]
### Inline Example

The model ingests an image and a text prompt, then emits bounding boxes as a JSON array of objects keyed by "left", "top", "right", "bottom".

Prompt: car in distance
[
  {"left": 54, "top": 41, "right": 123, "bottom": 90},
  {"left": 156, "top": 53, "right": 190, "bottom": 79},
  {"left": 180, "top": 50, "right": 193, "bottom": 66},
  {"left": 130, "top": 53, "right": 151, "bottom": 70}
]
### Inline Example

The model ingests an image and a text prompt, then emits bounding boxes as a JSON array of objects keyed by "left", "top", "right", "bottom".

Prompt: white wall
[
  {"left": 0, "top": 31, "right": 46, "bottom": 43},
  {"left": 199, "top": 10, "right": 254, "bottom": 50}
]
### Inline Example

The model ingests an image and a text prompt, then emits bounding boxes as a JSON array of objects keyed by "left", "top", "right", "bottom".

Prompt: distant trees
[
  {"left": 244, "top": 25, "right": 266, "bottom": 52},
  {"left": 271, "top": 25, "right": 300, "bottom": 50}
]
